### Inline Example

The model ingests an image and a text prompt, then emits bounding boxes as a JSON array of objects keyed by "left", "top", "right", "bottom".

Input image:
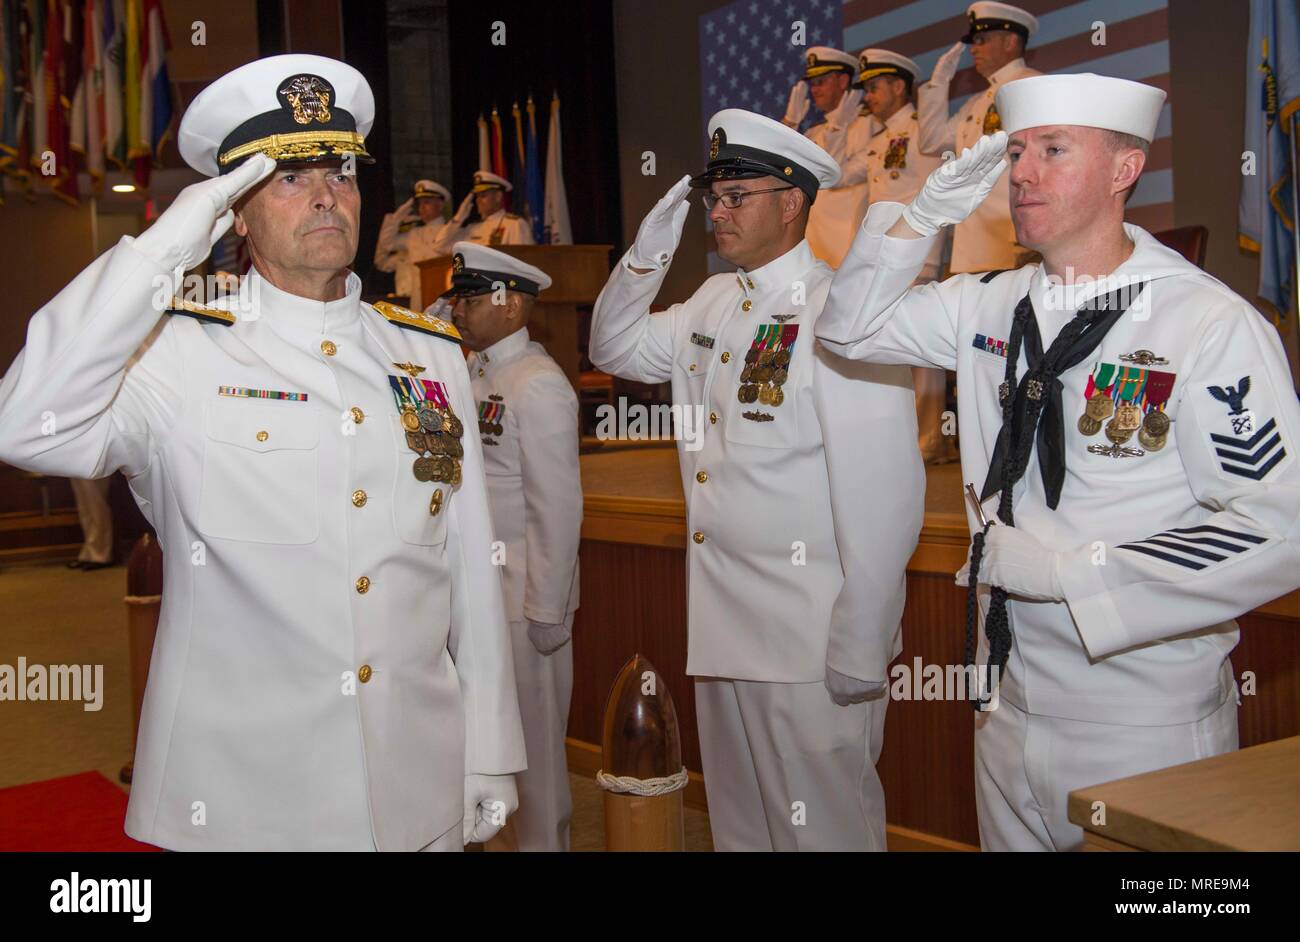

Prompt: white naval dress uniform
[
  {"left": 0, "top": 244, "right": 526, "bottom": 851},
  {"left": 425, "top": 210, "right": 535, "bottom": 261},
  {"left": 467, "top": 327, "right": 582, "bottom": 852},
  {"left": 590, "top": 240, "right": 923, "bottom": 851},
  {"left": 804, "top": 115, "right": 871, "bottom": 268},
  {"left": 818, "top": 201, "right": 1300, "bottom": 850},
  {"left": 373, "top": 214, "right": 443, "bottom": 309},
  {"left": 916, "top": 58, "right": 1039, "bottom": 273}
]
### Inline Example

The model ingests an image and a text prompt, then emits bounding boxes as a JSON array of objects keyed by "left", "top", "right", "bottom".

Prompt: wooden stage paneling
[{"left": 571, "top": 443, "right": 1300, "bottom": 848}]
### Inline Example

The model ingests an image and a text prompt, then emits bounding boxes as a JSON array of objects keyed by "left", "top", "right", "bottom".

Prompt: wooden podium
[{"left": 416, "top": 245, "right": 612, "bottom": 387}]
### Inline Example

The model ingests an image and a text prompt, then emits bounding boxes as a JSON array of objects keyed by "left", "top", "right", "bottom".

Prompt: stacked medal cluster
[
  {"left": 738, "top": 324, "right": 799, "bottom": 408},
  {"left": 1077, "top": 363, "right": 1173, "bottom": 451},
  {"left": 478, "top": 400, "right": 505, "bottom": 437},
  {"left": 390, "top": 376, "right": 465, "bottom": 488}
]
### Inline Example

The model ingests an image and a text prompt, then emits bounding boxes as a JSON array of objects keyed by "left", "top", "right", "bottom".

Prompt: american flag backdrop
[{"left": 699, "top": 0, "right": 1175, "bottom": 238}]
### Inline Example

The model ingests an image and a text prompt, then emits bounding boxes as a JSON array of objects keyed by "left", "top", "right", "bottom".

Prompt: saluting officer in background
[
  {"left": 424, "top": 171, "right": 535, "bottom": 260},
  {"left": 818, "top": 73, "right": 1300, "bottom": 851},
  {"left": 373, "top": 178, "right": 451, "bottom": 310},
  {"left": 916, "top": 1, "right": 1041, "bottom": 274},
  {"left": 591, "top": 110, "right": 923, "bottom": 851},
  {"left": 0, "top": 54, "right": 525, "bottom": 852},
  {"left": 442, "top": 243, "right": 583, "bottom": 852}
]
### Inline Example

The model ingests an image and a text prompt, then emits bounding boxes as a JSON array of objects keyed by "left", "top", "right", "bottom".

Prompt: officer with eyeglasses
[{"left": 589, "top": 109, "right": 923, "bottom": 851}]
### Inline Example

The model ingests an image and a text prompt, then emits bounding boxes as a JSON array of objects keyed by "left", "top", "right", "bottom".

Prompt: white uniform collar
[
  {"left": 471, "top": 326, "right": 530, "bottom": 371},
  {"left": 987, "top": 58, "right": 1027, "bottom": 87},
  {"left": 878, "top": 105, "right": 914, "bottom": 135},
  {"left": 242, "top": 266, "right": 362, "bottom": 332},
  {"left": 1029, "top": 223, "right": 1188, "bottom": 316},
  {"left": 737, "top": 240, "right": 816, "bottom": 297}
]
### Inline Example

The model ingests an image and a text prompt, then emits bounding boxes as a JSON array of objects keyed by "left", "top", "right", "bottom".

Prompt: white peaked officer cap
[
  {"left": 691, "top": 109, "right": 841, "bottom": 203},
  {"left": 962, "top": 2, "right": 1039, "bottom": 43},
  {"left": 996, "top": 73, "right": 1167, "bottom": 141},
  {"left": 855, "top": 48, "right": 922, "bottom": 87},
  {"left": 179, "top": 54, "right": 375, "bottom": 177},
  {"left": 472, "top": 170, "right": 513, "bottom": 193},
  {"left": 414, "top": 179, "right": 451, "bottom": 201},
  {"left": 802, "top": 46, "right": 858, "bottom": 79},
  {"left": 442, "top": 242, "right": 552, "bottom": 300}
]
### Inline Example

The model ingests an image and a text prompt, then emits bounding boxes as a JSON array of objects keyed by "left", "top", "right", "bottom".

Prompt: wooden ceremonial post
[
  {"left": 120, "top": 532, "right": 163, "bottom": 785},
  {"left": 416, "top": 245, "right": 612, "bottom": 389},
  {"left": 600, "top": 654, "right": 686, "bottom": 851}
]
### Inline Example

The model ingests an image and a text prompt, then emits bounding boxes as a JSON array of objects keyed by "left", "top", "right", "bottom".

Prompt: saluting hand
[
  {"left": 783, "top": 80, "right": 810, "bottom": 128},
  {"left": 901, "top": 130, "right": 1007, "bottom": 237},
  {"left": 453, "top": 192, "right": 476, "bottom": 224},
  {"left": 135, "top": 153, "right": 276, "bottom": 274},
  {"left": 930, "top": 41, "right": 965, "bottom": 86},
  {"left": 627, "top": 173, "right": 692, "bottom": 272}
]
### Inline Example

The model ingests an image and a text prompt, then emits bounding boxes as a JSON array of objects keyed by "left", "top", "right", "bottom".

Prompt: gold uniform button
[
  {"left": 358, "top": 664, "right": 372, "bottom": 683},
  {"left": 696, "top": 471, "right": 708, "bottom": 484},
  {"left": 355, "top": 575, "right": 371, "bottom": 594},
  {"left": 689, "top": 363, "right": 697, "bottom": 372},
  {"left": 477, "top": 368, "right": 485, "bottom": 377},
  {"left": 720, "top": 351, "right": 731, "bottom": 363},
  {"left": 350, "top": 407, "right": 365, "bottom": 424},
  {"left": 351, "top": 489, "right": 367, "bottom": 508},
  {"left": 321, "top": 340, "right": 337, "bottom": 356},
  {"left": 741, "top": 300, "right": 752, "bottom": 312},
  {"left": 429, "top": 490, "right": 443, "bottom": 516},
  {"left": 692, "top": 531, "right": 705, "bottom": 544},
  {"left": 255, "top": 430, "right": 269, "bottom": 442},
  {"left": 709, "top": 411, "right": 718, "bottom": 424}
]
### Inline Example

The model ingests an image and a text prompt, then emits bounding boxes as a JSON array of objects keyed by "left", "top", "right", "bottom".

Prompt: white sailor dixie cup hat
[
  {"left": 471, "top": 170, "right": 512, "bottom": 193},
  {"left": 855, "top": 48, "right": 922, "bottom": 89},
  {"left": 801, "top": 46, "right": 858, "bottom": 79},
  {"left": 691, "top": 109, "right": 841, "bottom": 203},
  {"left": 178, "top": 54, "right": 375, "bottom": 177},
  {"left": 962, "top": 2, "right": 1039, "bottom": 44},
  {"left": 995, "top": 74, "right": 1166, "bottom": 141},
  {"left": 414, "top": 179, "right": 451, "bottom": 201},
  {"left": 442, "top": 243, "right": 552, "bottom": 300}
]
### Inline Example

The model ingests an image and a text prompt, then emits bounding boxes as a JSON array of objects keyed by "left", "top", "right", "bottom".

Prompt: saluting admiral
[
  {"left": 439, "top": 244, "right": 583, "bottom": 852},
  {"left": 916, "top": 1, "right": 1041, "bottom": 274},
  {"left": 817, "top": 73, "right": 1300, "bottom": 851},
  {"left": 0, "top": 54, "right": 525, "bottom": 852},
  {"left": 590, "top": 110, "right": 923, "bottom": 851}
]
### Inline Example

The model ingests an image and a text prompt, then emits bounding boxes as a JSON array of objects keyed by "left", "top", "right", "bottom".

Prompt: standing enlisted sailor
[
  {"left": 373, "top": 178, "right": 450, "bottom": 310},
  {"left": 442, "top": 243, "right": 582, "bottom": 852},
  {"left": 782, "top": 47, "right": 869, "bottom": 268},
  {"left": 916, "top": 1, "right": 1040, "bottom": 274},
  {"left": 0, "top": 54, "right": 526, "bottom": 851},
  {"left": 817, "top": 74, "right": 1300, "bottom": 851},
  {"left": 845, "top": 49, "right": 952, "bottom": 463},
  {"left": 590, "top": 110, "right": 923, "bottom": 851},
  {"left": 424, "top": 171, "right": 535, "bottom": 261}
]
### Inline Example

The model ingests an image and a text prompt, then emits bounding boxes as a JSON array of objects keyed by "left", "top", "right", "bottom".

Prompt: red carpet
[{"left": 0, "top": 772, "right": 161, "bottom": 851}]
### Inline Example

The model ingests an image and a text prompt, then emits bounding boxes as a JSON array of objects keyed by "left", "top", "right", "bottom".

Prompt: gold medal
[
  {"left": 450, "top": 461, "right": 462, "bottom": 487},
  {"left": 1142, "top": 410, "right": 1170, "bottom": 437},
  {"left": 1085, "top": 392, "right": 1114, "bottom": 421},
  {"left": 413, "top": 457, "right": 435, "bottom": 482},
  {"left": 405, "top": 431, "right": 429, "bottom": 454},
  {"left": 1077, "top": 414, "right": 1102, "bottom": 436},
  {"left": 770, "top": 385, "right": 784, "bottom": 407},
  {"left": 772, "top": 367, "right": 789, "bottom": 386},
  {"left": 758, "top": 384, "right": 774, "bottom": 405},
  {"left": 401, "top": 409, "right": 422, "bottom": 432},
  {"left": 445, "top": 412, "right": 464, "bottom": 438},
  {"left": 1115, "top": 402, "right": 1142, "bottom": 431},
  {"left": 1137, "top": 428, "right": 1167, "bottom": 451},
  {"left": 1104, "top": 421, "right": 1133, "bottom": 444},
  {"left": 773, "top": 349, "right": 791, "bottom": 368}
]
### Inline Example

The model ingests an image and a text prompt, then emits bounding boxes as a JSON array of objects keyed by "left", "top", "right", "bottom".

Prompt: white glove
[
  {"left": 527, "top": 619, "right": 571, "bottom": 655},
  {"left": 396, "top": 196, "right": 415, "bottom": 219},
  {"left": 829, "top": 87, "right": 865, "bottom": 128},
  {"left": 825, "top": 666, "right": 888, "bottom": 706},
  {"left": 463, "top": 773, "right": 518, "bottom": 845},
  {"left": 930, "top": 42, "right": 965, "bottom": 86},
  {"left": 901, "top": 130, "right": 1007, "bottom": 236},
  {"left": 783, "top": 80, "right": 810, "bottom": 127},
  {"left": 452, "top": 191, "right": 475, "bottom": 224},
  {"left": 627, "top": 174, "right": 692, "bottom": 271},
  {"left": 134, "top": 153, "right": 275, "bottom": 273},
  {"left": 974, "top": 524, "right": 1064, "bottom": 602}
]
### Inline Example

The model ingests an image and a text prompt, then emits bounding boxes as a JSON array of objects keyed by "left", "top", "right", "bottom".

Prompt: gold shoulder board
[
  {"left": 373, "top": 299, "right": 462, "bottom": 344},
  {"left": 166, "top": 297, "right": 236, "bottom": 326}
]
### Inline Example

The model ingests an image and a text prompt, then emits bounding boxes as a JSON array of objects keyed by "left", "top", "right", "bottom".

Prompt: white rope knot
[{"left": 595, "top": 767, "right": 688, "bottom": 797}]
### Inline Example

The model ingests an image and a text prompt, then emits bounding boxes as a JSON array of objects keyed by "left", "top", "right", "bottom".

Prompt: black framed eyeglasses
[{"left": 701, "top": 185, "right": 796, "bottom": 211}]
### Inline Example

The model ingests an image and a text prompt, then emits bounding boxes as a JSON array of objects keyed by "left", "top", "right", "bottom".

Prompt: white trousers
[
  {"left": 974, "top": 693, "right": 1239, "bottom": 851},
  {"left": 695, "top": 678, "right": 889, "bottom": 851},
  {"left": 508, "top": 615, "right": 574, "bottom": 852},
  {"left": 70, "top": 476, "right": 113, "bottom": 562}
]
